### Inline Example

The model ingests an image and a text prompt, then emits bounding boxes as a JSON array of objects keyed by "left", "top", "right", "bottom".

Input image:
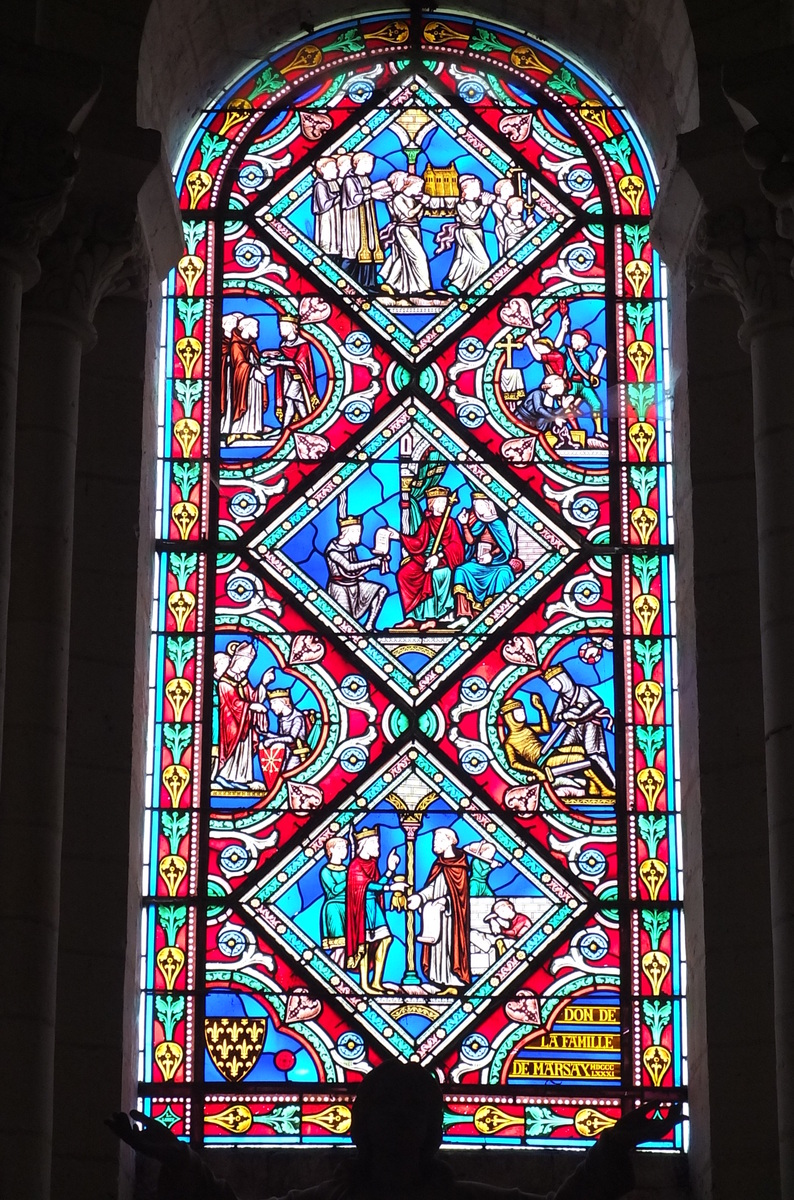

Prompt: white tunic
[
  {"left": 446, "top": 199, "right": 490, "bottom": 292},
  {"left": 417, "top": 872, "right": 461, "bottom": 987},
  {"left": 380, "top": 194, "right": 431, "bottom": 294}
]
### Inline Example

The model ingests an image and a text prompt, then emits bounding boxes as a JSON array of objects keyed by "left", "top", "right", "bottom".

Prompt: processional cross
[{"left": 495, "top": 331, "right": 523, "bottom": 371}]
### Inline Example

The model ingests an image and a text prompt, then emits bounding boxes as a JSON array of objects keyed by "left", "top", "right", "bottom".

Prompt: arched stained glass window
[{"left": 141, "top": 12, "right": 684, "bottom": 1151}]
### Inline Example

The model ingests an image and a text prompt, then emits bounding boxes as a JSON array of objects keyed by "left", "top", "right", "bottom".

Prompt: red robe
[
  {"left": 230, "top": 329, "right": 255, "bottom": 423},
  {"left": 396, "top": 505, "right": 465, "bottom": 616},
  {"left": 420, "top": 850, "right": 471, "bottom": 984},
  {"left": 535, "top": 339, "right": 568, "bottom": 384},
  {"left": 274, "top": 337, "right": 317, "bottom": 417},
  {"left": 345, "top": 855, "right": 381, "bottom": 967},
  {"left": 500, "top": 911, "right": 530, "bottom": 940},
  {"left": 220, "top": 334, "right": 231, "bottom": 416},
  {"left": 217, "top": 675, "right": 253, "bottom": 765}
]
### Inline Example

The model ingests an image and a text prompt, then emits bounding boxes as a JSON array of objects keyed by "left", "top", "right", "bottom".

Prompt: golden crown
[{"left": 353, "top": 826, "right": 379, "bottom": 841}]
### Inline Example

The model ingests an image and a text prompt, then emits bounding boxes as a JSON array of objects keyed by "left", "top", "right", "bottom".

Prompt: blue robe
[
  {"left": 515, "top": 387, "right": 559, "bottom": 431},
  {"left": 454, "top": 518, "right": 515, "bottom": 608}
]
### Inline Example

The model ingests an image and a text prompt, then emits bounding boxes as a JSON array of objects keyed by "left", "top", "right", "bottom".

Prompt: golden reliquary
[{"left": 422, "top": 163, "right": 460, "bottom": 197}]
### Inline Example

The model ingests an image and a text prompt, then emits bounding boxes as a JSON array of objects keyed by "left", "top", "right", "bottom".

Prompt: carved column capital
[
  {"left": 693, "top": 203, "right": 794, "bottom": 347},
  {"left": 25, "top": 206, "right": 143, "bottom": 350},
  {"left": 743, "top": 123, "right": 794, "bottom": 243},
  {"left": 0, "top": 112, "right": 81, "bottom": 287}
]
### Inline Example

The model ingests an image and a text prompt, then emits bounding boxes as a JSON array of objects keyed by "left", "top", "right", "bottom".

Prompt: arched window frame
[{"left": 139, "top": 10, "right": 685, "bottom": 1151}]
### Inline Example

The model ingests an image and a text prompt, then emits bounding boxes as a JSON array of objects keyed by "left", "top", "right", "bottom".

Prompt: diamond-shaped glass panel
[
  {"left": 255, "top": 72, "right": 579, "bottom": 363},
  {"left": 240, "top": 743, "right": 590, "bottom": 1064},
  {"left": 248, "top": 398, "right": 583, "bottom": 705}
]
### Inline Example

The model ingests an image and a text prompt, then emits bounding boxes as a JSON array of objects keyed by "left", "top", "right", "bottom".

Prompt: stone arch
[{"left": 138, "top": 0, "right": 699, "bottom": 182}]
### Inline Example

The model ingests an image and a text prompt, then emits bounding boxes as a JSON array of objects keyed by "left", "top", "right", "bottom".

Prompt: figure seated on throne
[
  {"left": 396, "top": 485, "right": 464, "bottom": 630},
  {"left": 452, "top": 493, "right": 523, "bottom": 624}
]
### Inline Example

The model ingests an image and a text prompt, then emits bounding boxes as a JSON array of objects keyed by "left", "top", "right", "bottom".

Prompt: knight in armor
[{"left": 324, "top": 514, "right": 388, "bottom": 631}]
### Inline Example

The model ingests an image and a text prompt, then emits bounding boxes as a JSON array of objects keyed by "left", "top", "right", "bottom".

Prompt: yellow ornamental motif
[
  {"left": 639, "top": 857, "right": 668, "bottom": 902},
  {"left": 204, "top": 1018, "right": 266, "bottom": 1083},
  {"left": 172, "top": 501, "right": 199, "bottom": 540},
  {"left": 618, "top": 173, "right": 645, "bottom": 214},
  {"left": 176, "top": 337, "right": 202, "bottom": 379},
  {"left": 309, "top": 1104, "right": 352, "bottom": 1134},
  {"left": 626, "top": 339, "right": 653, "bottom": 382},
  {"left": 165, "top": 677, "right": 193, "bottom": 722},
  {"left": 154, "top": 1040, "right": 183, "bottom": 1082},
  {"left": 366, "top": 20, "right": 409, "bottom": 43},
  {"left": 643, "top": 1042, "right": 672, "bottom": 1087},
  {"left": 632, "top": 591, "right": 660, "bottom": 636},
  {"left": 509, "top": 45, "right": 551, "bottom": 73},
  {"left": 473, "top": 1104, "right": 520, "bottom": 1134},
  {"left": 641, "top": 949, "right": 671, "bottom": 995},
  {"left": 185, "top": 169, "right": 212, "bottom": 209},
  {"left": 423, "top": 21, "right": 462, "bottom": 44},
  {"left": 578, "top": 100, "right": 612, "bottom": 138},
  {"left": 282, "top": 44, "right": 323, "bottom": 73},
  {"left": 219, "top": 98, "right": 253, "bottom": 137},
  {"left": 630, "top": 506, "right": 658, "bottom": 545},
  {"left": 177, "top": 254, "right": 204, "bottom": 296},
  {"left": 635, "top": 679, "right": 663, "bottom": 723},
  {"left": 206, "top": 1104, "right": 253, "bottom": 1134},
  {"left": 156, "top": 944, "right": 185, "bottom": 990},
  {"left": 637, "top": 766, "right": 664, "bottom": 811},
  {"left": 625, "top": 258, "right": 652, "bottom": 298},
  {"left": 159, "top": 854, "right": 188, "bottom": 897},
  {"left": 173, "top": 417, "right": 201, "bottom": 458},
  {"left": 167, "top": 590, "right": 195, "bottom": 632},
  {"left": 574, "top": 1107, "right": 617, "bottom": 1137},
  {"left": 162, "top": 763, "right": 190, "bottom": 807},
  {"left": 628, "top": 421, "right": 655, "bottom": 462}
]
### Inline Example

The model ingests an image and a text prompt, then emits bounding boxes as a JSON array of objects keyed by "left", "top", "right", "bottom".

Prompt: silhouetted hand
[
  {"left": 603, "top": 1102, "right": 683, "bottom": 1148},
  {"left": 555, "top": 1103, "right": 684, "bottom": 1200},
  {"left": 106, "top": 1110, "right": 189, "bottom": 1168}
]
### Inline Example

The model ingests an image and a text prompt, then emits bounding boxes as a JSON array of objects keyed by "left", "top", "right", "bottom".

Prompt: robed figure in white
[{"left": 377, "top": 171, "right": 432, "bottom": 295}]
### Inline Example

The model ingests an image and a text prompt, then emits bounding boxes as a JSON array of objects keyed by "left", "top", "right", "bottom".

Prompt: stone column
[
  {"left": 0, "top": 113, "right": 80, "bottom": 767},
  {"left": 697, "top": 201, "right": 794, "bottom": 1199},
  {"left": 0, "top": 209, "right": 137, "bottom": 1200}
]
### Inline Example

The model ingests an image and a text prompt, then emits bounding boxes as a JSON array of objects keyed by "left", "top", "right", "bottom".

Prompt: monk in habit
[
  {"left": 228, "top": 315, "right": 267, "bottom": 440},
  {"left": 219, "top": 311, "right": 244, "bottom": 434},
  {"left": 396, "top": 485, "right": 464, "bottom": 630},
  {"left": 408, "top": 827, "right": 471, "bottom": 990}
]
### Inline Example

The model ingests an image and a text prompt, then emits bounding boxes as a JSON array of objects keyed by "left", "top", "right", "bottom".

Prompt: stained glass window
[{"left": 141, "top": 12, "right": 685, "bottom": 1152}]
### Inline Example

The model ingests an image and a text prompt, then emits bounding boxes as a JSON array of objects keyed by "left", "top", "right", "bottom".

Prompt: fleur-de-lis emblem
[
  {"left": 205, "top": 1018, "right": 266, "bottom": 1082},
  {"left": 637, "top": 766, "right": 664, "bottom": 810},
  {"left": 625, "top": 258, "right": 652, "bottom": 298}
]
